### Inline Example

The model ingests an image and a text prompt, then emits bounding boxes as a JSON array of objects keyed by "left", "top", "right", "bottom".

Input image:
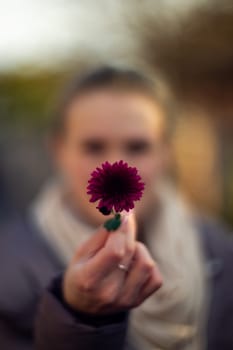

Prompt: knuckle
[
  {"left": 108, "top": 247, "right": 125, "bottom": 262},
  {"left": 137, "top": 242, "right": 151, "bottom": 258},
  {"left": 146, "top": 277, "right": 163, "bottom": 297},
  {"left": 119, "top": 297, "right": 134, "bottom": 310},
  {"left": 141, "top": 260, "right": 155, "bottom": 275},
  {"left": 154, "top": 275, "right": 163, "bottom": 290},
  {"left": 98, "top": 287, "right": 116, "bottom": 306},
  {"left": 79, "top": 277, "right": 96, "bottom": 293},
  {"left": 125, "top": 244, "right": 135, "bottom": 257},
  {"left": 136, "top": 241, "right": 146, "bottom": 252},
  {"left": 151, "top": 266, "right": 163, "bottom": 289}
]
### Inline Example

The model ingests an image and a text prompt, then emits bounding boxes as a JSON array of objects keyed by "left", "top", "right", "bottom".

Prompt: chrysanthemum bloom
[
  {"left": 87, "top": 160, "right": 145, "bottom": 214},
  {"left": 87, "top": 161, "right": 144, "bottom": 231}
]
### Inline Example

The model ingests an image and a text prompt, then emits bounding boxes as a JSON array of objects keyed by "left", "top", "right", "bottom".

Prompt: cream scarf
[{"left": 32, "top": 181, "right": 207, "bottom": 350}]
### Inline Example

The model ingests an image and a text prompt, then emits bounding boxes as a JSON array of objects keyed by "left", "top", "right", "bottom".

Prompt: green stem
[{"left": 104, "top": 213, "right": 122, "bottom": 231}]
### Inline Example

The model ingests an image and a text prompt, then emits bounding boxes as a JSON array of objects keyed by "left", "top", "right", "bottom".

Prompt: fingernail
[
  {"left": 113, "top": 232, "right": 126, "bottom": 255},
  {"left": 120, "top": 214, "right": 130, "bottom": 232},
  {"left": 121, "top": 211, "right": 136, "bottom": 237},
  {"left": 122, "top": 213, "right": 129, "bottom": 224},
  {"left": 121, "top": 209, "right": 133, "bottom": 217}
]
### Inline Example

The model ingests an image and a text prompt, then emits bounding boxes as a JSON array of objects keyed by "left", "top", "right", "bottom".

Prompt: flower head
[{"left": 87, "top": 160, "right": 145, "bottom": 213}]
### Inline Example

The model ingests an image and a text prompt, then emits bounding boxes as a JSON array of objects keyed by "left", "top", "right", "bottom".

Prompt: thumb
[
  {"left": 72, "top": 212, "right": 137, "bottom": 264},
  {"left": 72, "top": 226, "right": 109, "bottom": 263},
  {"left": 120, "top": 211, "right": 137, "bottom": 246}
]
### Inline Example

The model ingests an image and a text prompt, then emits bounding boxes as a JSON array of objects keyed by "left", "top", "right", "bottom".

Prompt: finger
[
  {"left": 117, "top": 212, "right": 137, "bottom": 268},
  {"left": 135, "top": 264, "right": 163, "bottom": 306},
  {"left": 73, "top": 212, "right": 136, "bottom": 264},
  {"left": 118, "top": 242, "right": 156, "bottom": 306},
  {"left": 72, "top": 226, "right": 109, "bottom": 262},
  {"left": 84, "top": 229, "right": 128, "bottom": 280},
  {"left": 76, "top": 232, "right": 128, "bottom": 305},
  {"left": 120, "top": 211, "right": 137, "bottom": 242},
  {"left": 83, "top": 211, "right": 137, "bottom": 275}
]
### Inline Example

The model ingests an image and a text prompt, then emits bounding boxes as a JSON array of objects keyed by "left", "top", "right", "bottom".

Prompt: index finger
[
  {"left": 84, "top": 213, "right": 136, "bottom": 279},
  {"left": 72, "top": 226, "right": 109, "bottom": 263}
]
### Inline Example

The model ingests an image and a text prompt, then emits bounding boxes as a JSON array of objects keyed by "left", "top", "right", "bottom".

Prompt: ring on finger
[{"left": 118, "top": 263, "right": 130, "bottom": 272}]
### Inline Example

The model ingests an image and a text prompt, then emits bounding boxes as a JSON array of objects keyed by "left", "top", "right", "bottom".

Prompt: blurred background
[{"left": 0, "top": 0, "right": 232, "bottom": 227}]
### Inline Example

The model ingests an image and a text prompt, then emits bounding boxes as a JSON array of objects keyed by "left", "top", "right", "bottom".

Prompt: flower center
[{"left": 104, "top": 174, "right": 130, "bottom": 197}]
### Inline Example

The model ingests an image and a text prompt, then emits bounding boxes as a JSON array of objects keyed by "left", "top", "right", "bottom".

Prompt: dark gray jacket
[{"left": 0, "top": 215, "right": 233, "bottom": 350}]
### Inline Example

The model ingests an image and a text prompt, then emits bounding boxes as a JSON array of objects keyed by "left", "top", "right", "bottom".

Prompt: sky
[
  {"left": 0, "top": 0, "right": 206, "bottom": 72},
  {"left": 0, "top": 0, "right": 79, "bottom": 71}
]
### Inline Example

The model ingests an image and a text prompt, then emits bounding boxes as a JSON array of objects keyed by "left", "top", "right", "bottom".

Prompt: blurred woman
[{"left": 1, "top": 67, "right": 233, "bottom": 350}]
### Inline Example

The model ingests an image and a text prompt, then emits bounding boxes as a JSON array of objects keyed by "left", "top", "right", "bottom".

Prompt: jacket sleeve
[
  {"left": 35, "top": 276, "right": 129, "bottom": 350},
  {"left": 0, "top": 318, "right": 33, "bottom": 350}
]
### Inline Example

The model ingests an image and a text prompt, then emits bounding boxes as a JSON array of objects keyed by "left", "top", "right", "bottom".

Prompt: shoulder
[
  {"left": 0, "top": 214, "right": 62, "bottom": 270},
  {"left": 196, "top": 218, "right": 233, "bottom": 348},
  {"left": 195, "top": 216, "right": 233, "bottom": 300},
  {"left": 195, "top": 215, "right": 233, "bottom": 257},
  {"left": 0, "top": 215, "right": 63, "bottom": 316}
]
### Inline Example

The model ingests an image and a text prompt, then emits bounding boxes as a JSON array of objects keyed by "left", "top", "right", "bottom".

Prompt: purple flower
[{"left": 87, "top": 160, "right": 145, "bottom": 213}]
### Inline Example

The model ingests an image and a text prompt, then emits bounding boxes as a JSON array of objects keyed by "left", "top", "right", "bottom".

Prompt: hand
[{"left": 63, "top": 213, "right": 162, "bottom": 315}]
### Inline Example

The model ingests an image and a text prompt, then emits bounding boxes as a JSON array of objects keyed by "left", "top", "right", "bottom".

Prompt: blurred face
[{"left": 53, "top": 89, "right": 168, "bottom": 226}]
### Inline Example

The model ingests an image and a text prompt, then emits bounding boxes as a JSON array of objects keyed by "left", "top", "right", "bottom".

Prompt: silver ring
[{"left": 118, "top": 263, "right": 129, "bottom": 272}]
